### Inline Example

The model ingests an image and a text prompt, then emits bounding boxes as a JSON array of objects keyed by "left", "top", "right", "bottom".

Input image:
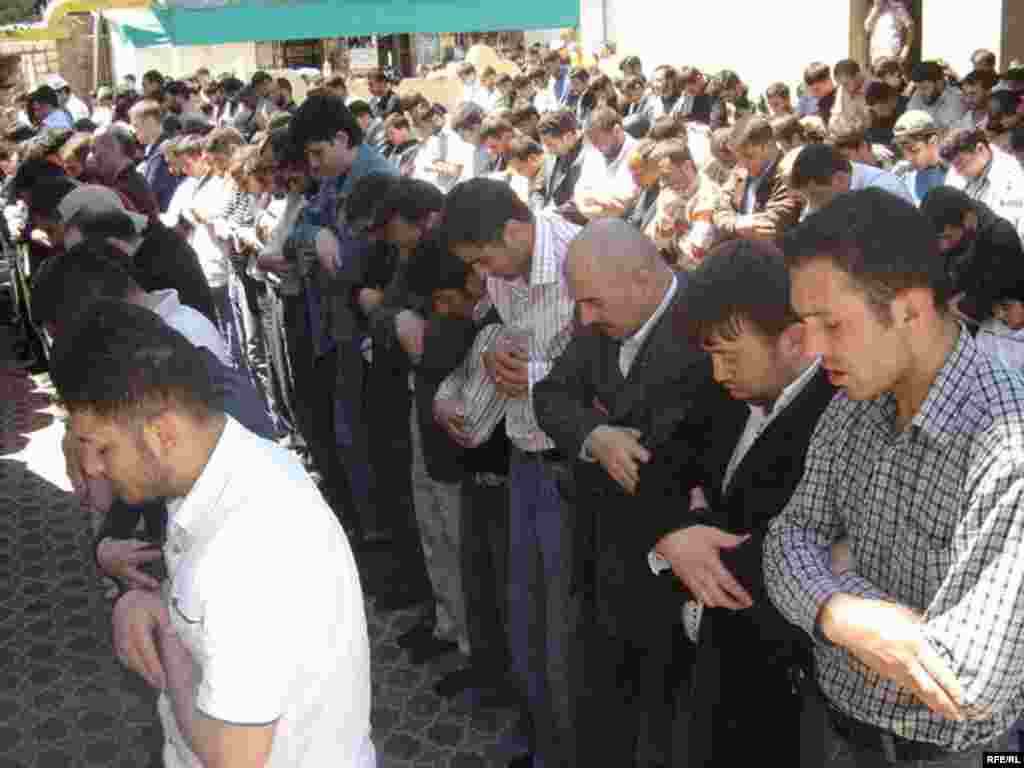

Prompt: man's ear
[{"left": 143, "top": 410, "right": 179, "bottom": 460}]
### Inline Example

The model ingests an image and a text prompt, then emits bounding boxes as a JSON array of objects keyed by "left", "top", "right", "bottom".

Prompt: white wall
[
  {"left": 110, "top": 37, "right": 259, "bottom": 82},
  {"left": 595, "top": 0, "right": 850, "bottom": 98},
  {"left": 922, "top": 0, "right": 1003, "bottom": 74}
]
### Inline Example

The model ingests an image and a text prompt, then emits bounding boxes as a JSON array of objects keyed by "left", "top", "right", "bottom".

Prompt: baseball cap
[
  {"left": 893, "top": 110, "right": 938, "bottom": 142},
  {"left": 56, "top": 185, "right": 148, "bottom": 234}
]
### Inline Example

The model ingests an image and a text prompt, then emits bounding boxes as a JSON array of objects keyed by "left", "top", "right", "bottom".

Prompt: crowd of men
[{"left": 3, "top": 37, "right": 1024, "bottom": 768}]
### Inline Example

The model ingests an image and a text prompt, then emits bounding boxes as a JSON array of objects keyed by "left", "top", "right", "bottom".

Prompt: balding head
[
  {"left": 568, "top": 218, "right": 665, "bottom": 277},
  {"left": 567, "top": 219, "right": 673, "bottom": 339}
]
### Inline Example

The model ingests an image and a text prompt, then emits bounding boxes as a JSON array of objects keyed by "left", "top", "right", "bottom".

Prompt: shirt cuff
[
  {"left": 649, "top": 550, "right": 671, "bottom": 575},
  {"left": 579, "top": 429, "right": 599, "bottom": 462}
]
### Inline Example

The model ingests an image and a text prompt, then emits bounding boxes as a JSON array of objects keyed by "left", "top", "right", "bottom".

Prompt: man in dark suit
[
  {"left": 713, "top": 114, "right": 805, "bottom": 243},
  {"left": 538, "top": 109, "right": 586, "bottom": 210},
  {"left": 641, "top": 239, "right": 835, "bottom": 767},
  {"left": 534, "top": 220, "right": 715, "bottom": 768}
]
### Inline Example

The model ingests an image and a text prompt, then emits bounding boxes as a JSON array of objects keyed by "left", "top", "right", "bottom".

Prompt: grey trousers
[{"left": 409, "top": 400, "right": 468, "bottom": 652}]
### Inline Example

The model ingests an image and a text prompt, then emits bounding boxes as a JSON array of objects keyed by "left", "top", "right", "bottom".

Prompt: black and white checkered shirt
[{"left": 765, "top": 328, "right": 1024, "bottom": 750}]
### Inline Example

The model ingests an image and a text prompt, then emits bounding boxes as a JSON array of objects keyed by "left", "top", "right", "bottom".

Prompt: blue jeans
[{"left": 507, "top": 448, "right": 579, "bottom": 768}]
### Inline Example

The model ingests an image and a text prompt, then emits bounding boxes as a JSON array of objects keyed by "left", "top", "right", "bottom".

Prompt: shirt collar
[
  {"left": 909, "top": 325, "right": 975, "bottom": 444},
  {"left": 138, "top": 289, "right": 180, "bottom": 320},
  {"left": 166, "top": 416, "right": 239, "bottom": 548},
  {"left": 624, "top": 274, "right": 678, "bottom": 349},
  {"left": 773, "top": 357, "right": 822, "bottom": 415},
  {"left": 528, "top": 215, "right": 562, "bottom": 286}
]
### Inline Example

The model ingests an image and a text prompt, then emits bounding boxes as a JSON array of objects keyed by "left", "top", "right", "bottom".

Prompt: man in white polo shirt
[{"left": 50, "top": 299, "right": 374, "bottom": 768}]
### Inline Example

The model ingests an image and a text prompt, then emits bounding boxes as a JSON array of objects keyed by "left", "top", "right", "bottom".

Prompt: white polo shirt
[{"left": 158, "top": 417, "right": 374, "bottom": 768}]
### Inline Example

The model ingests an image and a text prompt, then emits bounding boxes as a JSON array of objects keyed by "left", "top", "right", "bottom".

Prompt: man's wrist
[{"left": 817, "top": 592, "right": 859, "bottom": 646}]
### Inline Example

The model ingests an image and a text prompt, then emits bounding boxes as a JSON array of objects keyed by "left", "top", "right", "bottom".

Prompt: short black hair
[
  {"left": 31, "top": 241, "right": 140, "bottom": 329},
  {"left": 142, "top": 70, "right": 164, "bottom": 85},
  {"left": 730, "top": 115, "right": 774, "bottom": 148},
  {"left": 789, "top": 143, "right": 852, "bottom": 189},
  {"left": 344, "top": 172, "right": 399, "bottom": 231},
  {"left": 10, "top": 157, "right": 67, "bottom": 197},
  {"left": 50, "top": 298, "right": 219, "bottom": 424},
  {"left": 1011, "top": 125, "right": 1024, "bottom": 153},
  {"left": 864, "top": 80, "right": 897, "bottom": 106},
  {"left": 803, "top": 62, "right": 831, "bottom": 86},
  {"left": 685, "top": 239, "right": 798, "bottom": 343},
  {"left": 919, "top": 186, "right": 974, "bottom": 234},
  {"left": 26, "top": 176, "right": 75, "bottom": 218},
  {"left": 67, "top": 210, "right": 139, "bottom": 242},
  {"left": 289, "top": 92, "right": 364, "bottom": 150},
  {"left": 537, "top": 109, "right": 577, "bottom": 138},
  {"left": 406, "top": 230, "right": 469, "bottom": 296},
  {"left": 451, "top": 102, "right": 486, "bottom": 133},
  {"left": 834, "top": 59, "right": 861, "bottom": 80},
  {"left": 910, "top": 61, "right": 944, "bottom": 84},
  {"left": 783, "top": 189, "right": 953, "bottom": 313},
  {"left": 29, "top": 85, "right": 60, "bottom": 109},
  {"left": 250, "top": 71, "right": 272, "bottom": 87},
  {"left": 939, "top": 128, "right": 989, "bottom": 163},
  {"left": 440, "top": 178, "right": 532, "bottom": 248}
]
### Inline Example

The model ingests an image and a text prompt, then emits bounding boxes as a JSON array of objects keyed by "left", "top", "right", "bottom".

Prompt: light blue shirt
[{"left": 850, "top": 161, "right": 914, "bottom": 204}]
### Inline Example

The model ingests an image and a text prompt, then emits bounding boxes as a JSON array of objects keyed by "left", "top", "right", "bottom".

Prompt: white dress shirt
[
  {"left": 479, "top": 213, "right": 580, "bottom": 452},
  {"left": 907, "top": 85, "right": 967, "bottom": 131},
  {"left": 575, "top": 133, "right": 640, "bottom": 207},
  {"left": 160, "top": 417, "right": 374, "bottom": 768},
  {"left": 140, "top": 289, "right": 232, "bottom": 367},
  {"left": 650, "top": 359, "right": 822, "bottom": 643},
  {"left": 946, "top": 147, "right": 1024, "bottom": 244}
]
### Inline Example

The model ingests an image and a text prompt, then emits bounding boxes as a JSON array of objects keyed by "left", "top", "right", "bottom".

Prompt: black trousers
[
  {"left": 575, "top": 615, "right": 684, "bottom": 768},
  {"left": 460, "top": 476, "right": 511, "bottom": 682}
]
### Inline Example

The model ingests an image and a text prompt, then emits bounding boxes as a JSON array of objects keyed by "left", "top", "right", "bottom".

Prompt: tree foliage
[{"left": 0, "top": 0, "right": 45, "bottom": 26}]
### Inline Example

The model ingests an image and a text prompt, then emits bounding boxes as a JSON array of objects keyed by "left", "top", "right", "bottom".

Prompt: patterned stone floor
[{"left": 0, "top": 326, "right": 519, "bottom": 767}]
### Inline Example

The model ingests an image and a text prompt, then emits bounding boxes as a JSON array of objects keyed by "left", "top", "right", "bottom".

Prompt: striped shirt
[
  {"left": 435, "top": 324, "right": 509, "bottom": 447},
  {"left": 479, "top": 213, "right": 579, "bottom": 452},
  {"left": 764, "top": 327, "right": 1024, "bottom": 750}
]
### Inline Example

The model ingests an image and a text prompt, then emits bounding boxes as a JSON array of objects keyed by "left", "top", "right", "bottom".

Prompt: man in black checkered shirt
[{"left": 764, "top": 189, "right": 1024, "bottom": 766}]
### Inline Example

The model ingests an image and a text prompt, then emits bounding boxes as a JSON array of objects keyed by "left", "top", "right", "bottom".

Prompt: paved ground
[{"left": 0, "top": 327, "right": 519, "bottom": 767}]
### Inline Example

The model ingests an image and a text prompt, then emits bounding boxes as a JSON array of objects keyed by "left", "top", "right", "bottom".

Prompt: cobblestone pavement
[{"left": 0, "top": 336, "right": 519, "bottom": 767}]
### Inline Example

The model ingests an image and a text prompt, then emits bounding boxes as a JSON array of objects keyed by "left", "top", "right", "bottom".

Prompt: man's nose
[{"left": 78, "top": 443, "right": 105, "bottom": 479}]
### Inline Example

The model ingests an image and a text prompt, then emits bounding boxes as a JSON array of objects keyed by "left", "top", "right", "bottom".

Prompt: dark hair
[
  {"left": 569, "top": 68, "right": 590, "bottom": 84},
  {"left": 828, "top": 113, "right": 869, "bottom": 150},
  {"left": 537, "top": 109, "right": 578, "bottom": 138},
  {"left": 479, "top": 117, "right": 515, "bottom": 142},
  {"left": 939, "top": 128, "right": 989, "bottom": 163},
  {"left": 405, "top": 229, "right": 469, "bottom": 297},
  {"left": 31, "top": 241, "right": 140, "bottom": 328},
  {"left": 383, "top": 112, "right": 411, "bottom": 133},
  {"left": 276, "top": 77, "right": 292, "bottom": 94},
  {"left": 30, "top": 85, "right": 60, "bottom": 109},
  {"left": 771, "top": 114, "right": 804, "bottom": 145},
  {"left": 730, "top": 115, "right": 774, "bottom": 148},
  {"left": 910, "top": 61, "right": 944, "bottom": 84},
  {"left": 456, "top": 62, "right": 476, "bottom": 78},
  {"left": 962, "top": 69, "right": 999, "bottom": 91},
  {"left": 507, "top": 135, "right": 544, "bottom": 162},
  {"left": 142, "top": 70, "right": 164, "bottom": 86},
  {"left": 26, "top": 176, "right": 75, "bottom": 218},
  {"left": 67, "top": 210, "right": 139, "bottom": 242},
  {"left": 289, "top": 92, "right": 364, "bottom": 150},
  {"left": 685, "top": 239, "right": 798, "bottom": 342},
  {"left": 649, "top": 138, "right": 692, "bottom": 166},
  {"left": 73, "top": 118, "right": 97, "bottom": 133},
  {"left": 585, "top": 106, "right": 623, "bottom": 135},
  {"left": 864, "top": 80, "right": 897, "bottom": 106},
  {"left": 348, "top": 100, "right": 372, "bottom": 120},
  {"left": 324, "top": 75, "right": 347, "bottom": 92},
  {"left": 678, "top": 66, "right": 702, "bottom": 85},
  {"left": 250, "top": 71, "right": 272, "bottom": 87},
  {"left": 873, "top": 57, "right": 904, "bottom": 80},
  {"left": 803, "top": 62, "right": 831, "bottom": 86},
  {"left": 50, "top": 298, "right": 218, "bottom": 423},
  {"left": 542, "top": 50, "right": 560, "bottom": 66},
  {"left": 972, "top": 49, "right": 997, "bottom": 69},
  {"left": 783, "top": 189, "right": 953, "bottom": 313},
  {"left": 451, "top": 102, "right": 486, "bottom": 133},
  {"left": 440, "top": 178, "right": 532, "bottom": 248},
  {"left": 10, "top": 157, "right": 66, "bottom": 197},
  {"left": 344, "top": 172, "right": 399, "bottom": 230},
  {"left": 919, "top": 186, "right": 973, "bottom": 234},
  {"left": 834, "top": 59, "right": 861, "bottom": 80},
  {"left": 790, "top": 143, "right": 852, "bottom": 189},
  {"left": 647, "top": 115, "right": 687, "bottom": 141},
  {"left": 765, "top": 82, "right": 790, "bottom": 100},
  {"left": 367, "top": 69, "right": 388, "bottom": 84}
]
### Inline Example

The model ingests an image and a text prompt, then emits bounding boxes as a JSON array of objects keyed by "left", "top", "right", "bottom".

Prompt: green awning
[{"left": 145, "top": 0, "right": 577, "bottom": 47}]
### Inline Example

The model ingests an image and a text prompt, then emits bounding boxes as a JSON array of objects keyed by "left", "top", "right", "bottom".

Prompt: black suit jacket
[
  {"left": 534, "top": 282, "right": 714, "bottom": 643},
  {"left": 543, "top": 139, "right": 586, "bottom": 209},
  {"left": 639, "top": 367, "right": 835, "bottom": 765}
]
